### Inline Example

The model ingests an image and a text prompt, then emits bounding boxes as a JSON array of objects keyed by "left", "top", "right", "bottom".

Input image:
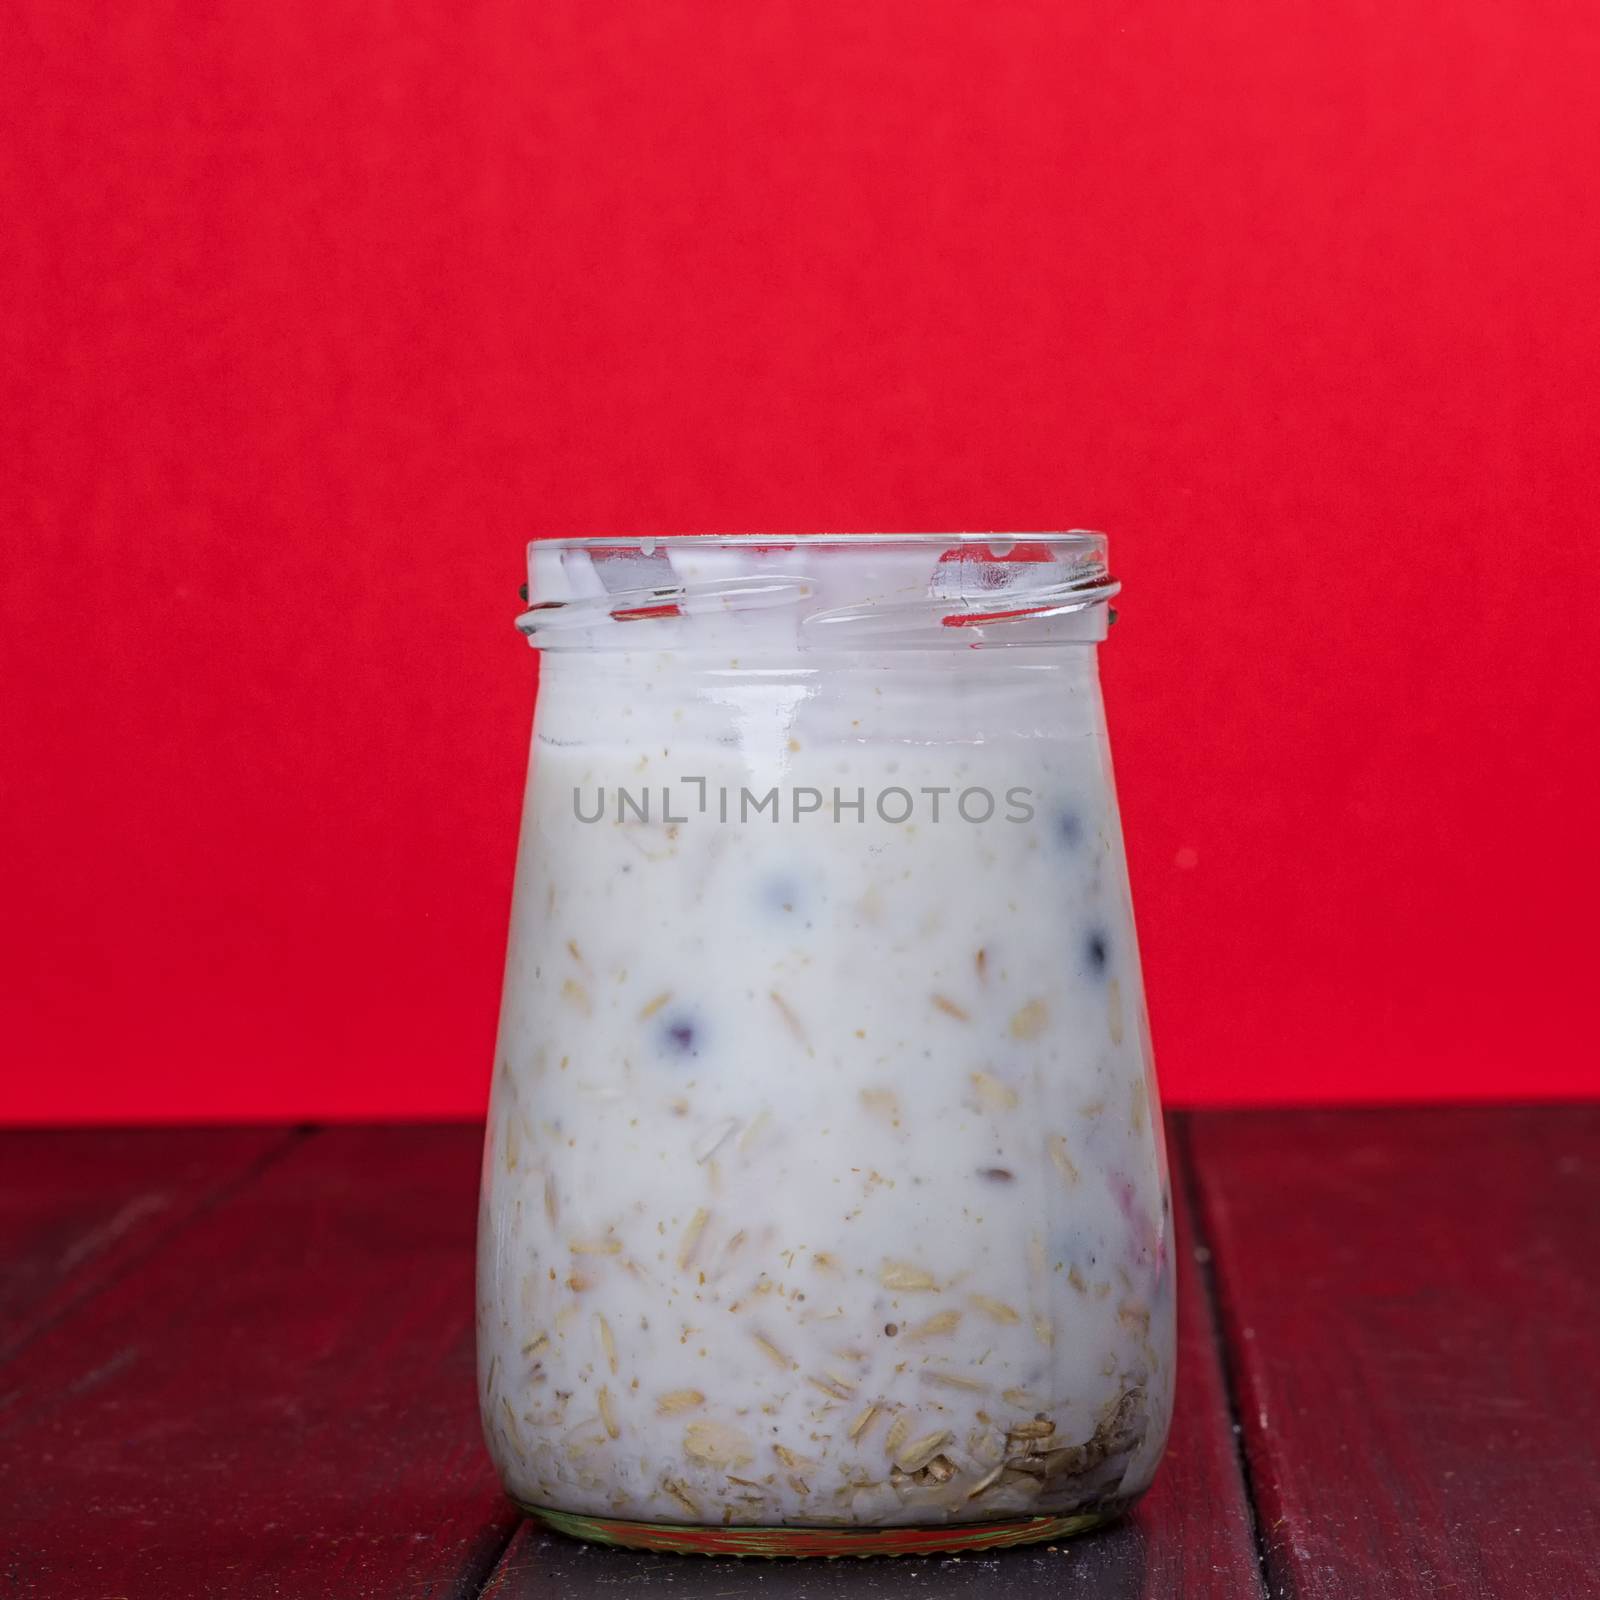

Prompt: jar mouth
[
  {"left": 531, "top": 532, "right": 1101, "bottom": 551},
  {"left": 519, "top": 532, "right": 1119, "bottom": 650}
]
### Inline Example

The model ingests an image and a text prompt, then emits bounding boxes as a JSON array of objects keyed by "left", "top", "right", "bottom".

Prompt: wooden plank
[
  {"left": 1191, "top": 1105, "right": 1600, "bottom": 1600},
  {"left": 0, "top": 1125, "right": 518, "bottom": 1600},
  {"left": 0, "top": 1125, "right": 298, "bottom": 1361},
  {"left": 479, "top": 1117, "right": 1264, "bottom": 1599}
]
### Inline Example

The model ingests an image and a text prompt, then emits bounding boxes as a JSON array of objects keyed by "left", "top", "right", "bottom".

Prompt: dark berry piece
[
  {"left": 1086, "top": 930, "right": 1109, "bottom": 973},
  {"left": 660, "top": 1014, "right": 702, "bottom": 1057}
]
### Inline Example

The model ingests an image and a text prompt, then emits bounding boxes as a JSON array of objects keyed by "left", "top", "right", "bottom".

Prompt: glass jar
[{"left": 477, "top": 534, "right": 1173, "bottom": 1556}]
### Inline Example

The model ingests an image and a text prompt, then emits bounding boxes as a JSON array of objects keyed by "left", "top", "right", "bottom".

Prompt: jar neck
[{"left": 533, "top": 649, "right": 1107, "bottom": 754}]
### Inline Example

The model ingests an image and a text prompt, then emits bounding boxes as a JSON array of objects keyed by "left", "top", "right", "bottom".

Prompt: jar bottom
[{"left": 518, "top": 1501, "right": 1126, "bottom": 1557}]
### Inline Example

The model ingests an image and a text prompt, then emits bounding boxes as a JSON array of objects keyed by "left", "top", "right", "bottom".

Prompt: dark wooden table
[{"left": 2, "top": 1109, "right": 1595, "bottom": 1599}]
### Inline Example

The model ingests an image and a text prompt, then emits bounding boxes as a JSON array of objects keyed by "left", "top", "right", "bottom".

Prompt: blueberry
[
  {"left": 1085, "top": 930, "right": 1109, "bottom": 974},
  {"left": 1055, "top": 809, "right": 1084, "bottom": 848},
  {"left": 660, "top": 1014, "right": 702, "bottom": 1058}
]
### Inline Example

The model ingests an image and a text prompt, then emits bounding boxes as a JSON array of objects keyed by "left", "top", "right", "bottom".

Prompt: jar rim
[
  {"left": 519, "top": 532, "right": 1118, "bottom": 650},
  {"left": 531, "top": 531, "right": 1105, "bottom": 553}
]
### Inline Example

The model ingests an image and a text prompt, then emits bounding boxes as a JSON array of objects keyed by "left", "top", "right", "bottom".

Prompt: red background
[{"left": 4, "top": 2, "right": 1598, "bottom": 1123}]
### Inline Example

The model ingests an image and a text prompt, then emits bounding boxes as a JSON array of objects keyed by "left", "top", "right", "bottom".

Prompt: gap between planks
[{"left": 1174, "top": 1113, "right": 1282, "bottom": 1600}]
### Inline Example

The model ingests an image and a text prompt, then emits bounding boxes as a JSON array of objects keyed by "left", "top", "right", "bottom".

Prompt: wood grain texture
[
  {"left": 0, "top": 1125, "right": 297, "bottom": 1360},
  {"left": 477, "top": 1121, "right": 1264, "bottom": 1599},
  {"left": 0, "top": 1124, "right": 517, "bottom": 1600},
  {"left": 20, "top": 1111, "right": 1585, "bottom": 1599},
  {"left": 1190, "top": 1106, "right": 1600, "bottom": 1600}
]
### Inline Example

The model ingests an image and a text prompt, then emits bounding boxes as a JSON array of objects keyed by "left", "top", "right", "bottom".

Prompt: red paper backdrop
[{"left": 3, "top": 1, "right": 1598, "bottom": 1123}]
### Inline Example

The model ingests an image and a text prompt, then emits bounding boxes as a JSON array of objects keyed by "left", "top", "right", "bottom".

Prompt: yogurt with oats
[{"left": 478, "top": 647, "right": 1173, "bottom": 1529}]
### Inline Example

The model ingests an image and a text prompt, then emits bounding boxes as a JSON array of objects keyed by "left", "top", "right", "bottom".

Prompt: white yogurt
[{"left": 478, "top": 541, "right": 1173, "bottom": 1532}]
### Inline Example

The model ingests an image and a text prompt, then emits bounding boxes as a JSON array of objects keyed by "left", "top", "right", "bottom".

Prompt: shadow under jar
[{"left": 477, "top": 534, "right": 1174, "bottom": 1556}]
